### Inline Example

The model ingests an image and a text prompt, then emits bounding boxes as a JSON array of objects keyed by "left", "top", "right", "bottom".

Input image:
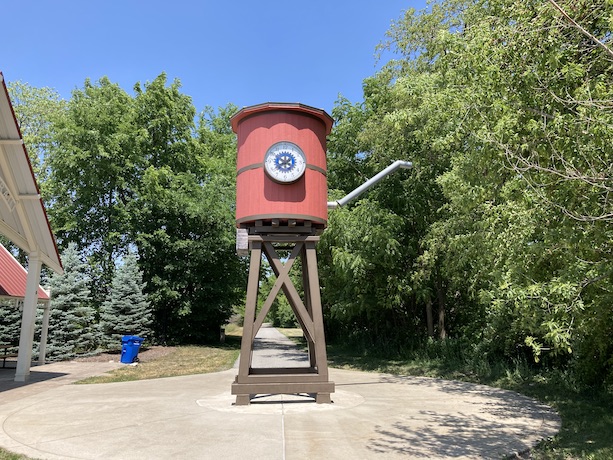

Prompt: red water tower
[
  {"left": 230, "top": 102, "right": 335, "bottom": 405},
  {"left": 232, "top": 102, "right": 333, "bottom": 229}
]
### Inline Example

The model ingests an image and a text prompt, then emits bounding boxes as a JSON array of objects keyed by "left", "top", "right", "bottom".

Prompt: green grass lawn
[
  {"left": 0, "top": 451, "right": 30, "bottom": 460},
  {"left": 1, "top": 328, "right": 611, "bottom": 459},
  {"left": 76, "top": 343, "right": 240, "bottom": 384}
]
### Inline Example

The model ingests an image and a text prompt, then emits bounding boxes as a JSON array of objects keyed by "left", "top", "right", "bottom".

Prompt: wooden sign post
[{"left": 231, "top": 103, "right": 334, "bottom": 405}]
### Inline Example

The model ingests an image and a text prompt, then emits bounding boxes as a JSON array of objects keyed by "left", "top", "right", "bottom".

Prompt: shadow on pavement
[{"left": 0, "top": 367, "right": 68, "bottom": 393}]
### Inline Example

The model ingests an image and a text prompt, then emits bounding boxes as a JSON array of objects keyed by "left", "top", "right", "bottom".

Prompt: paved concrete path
[
  {"left": 0, "top": 325, "right": 560, "bottom": 459},
  {"left": 249, "top": 324, "right": 310, "bottom": 368}
]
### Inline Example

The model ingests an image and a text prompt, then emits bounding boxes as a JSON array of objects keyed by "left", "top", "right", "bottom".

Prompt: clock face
[{"left": 264, "top": 141, "right": 307, "bottom": 183}]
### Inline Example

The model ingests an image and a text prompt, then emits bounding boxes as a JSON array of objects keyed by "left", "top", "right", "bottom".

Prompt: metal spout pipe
[{"left": 327, "top": 160, "right": 413, "bottom": 209}]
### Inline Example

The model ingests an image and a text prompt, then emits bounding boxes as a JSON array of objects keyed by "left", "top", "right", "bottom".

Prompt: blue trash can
[{"left": 120, "top": 335, "right": 144, "bottom": 363}]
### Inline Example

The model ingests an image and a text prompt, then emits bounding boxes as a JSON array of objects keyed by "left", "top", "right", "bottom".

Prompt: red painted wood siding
[{"left": 233, "top": 104, "right": 333, "bottom": 228}]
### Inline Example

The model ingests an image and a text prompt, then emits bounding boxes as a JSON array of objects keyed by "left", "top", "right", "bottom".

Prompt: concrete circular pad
[{"left": 0, "top": 365, "right": 559, "bottom": 459}]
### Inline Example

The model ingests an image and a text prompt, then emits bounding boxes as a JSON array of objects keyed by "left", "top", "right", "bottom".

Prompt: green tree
[
  {"left": 7, "top": 81, "right": 65, "bottom": 181},
  {"left": 128, "top": 77, "right": 245, "bottom": 344},
  {"left": 320, "top": 199, "right": 415, "bottom": 348},
  {"left": 46, "top": 243, "right": 98, "bottom": 360},
  {"left": 0, "top": 300, "right": 22, "bottom": 348},
  {"left": 368, "top": 0, "right": 613, "bottom": 383},
  {"left": 134, "top": 167, "right": 245, "bottom": 343},
  {"left": 319, "top": 0, "right": 613, "bottom": 387},
  {"left": 133, "top": 73, "right": 200, "bottom": 173},
  {"left": 46, "top": 77, "right": 141, "bottom": 298},
  {"left": 99, "top": 252, "right": 152, "bottom": 348},
  {"left": 321, "top": 67, "right": 455, "bottom": 348},
  {"left": 35, "top": 73, "right": 247, "bottom": 346}
]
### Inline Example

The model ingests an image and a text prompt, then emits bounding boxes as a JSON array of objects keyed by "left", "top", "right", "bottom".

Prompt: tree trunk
[
  {"left": 436, "top": 272, "right": 447, "bottom": 340},
  {"left": 426, "top": 297, "right": 434, "bottom": 338}
]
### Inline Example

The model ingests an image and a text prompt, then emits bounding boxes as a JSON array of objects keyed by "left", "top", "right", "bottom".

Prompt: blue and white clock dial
[{"left": 264, "top": 141, "right": 307, "bottom": 183}]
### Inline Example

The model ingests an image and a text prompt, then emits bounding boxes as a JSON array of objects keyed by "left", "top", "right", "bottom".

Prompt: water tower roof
[{"left": 231, "top": 102, "right": 334, "bottom": 135}]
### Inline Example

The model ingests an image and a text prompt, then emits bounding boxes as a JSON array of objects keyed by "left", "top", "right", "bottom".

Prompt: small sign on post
[{"left": 236, "top": 228, "right": 249, "bottom": 256}]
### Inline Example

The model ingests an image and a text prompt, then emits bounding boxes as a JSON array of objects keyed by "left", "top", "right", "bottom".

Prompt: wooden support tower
[{"left": 232, "top": 223, "right": 334, "bottom": 405}]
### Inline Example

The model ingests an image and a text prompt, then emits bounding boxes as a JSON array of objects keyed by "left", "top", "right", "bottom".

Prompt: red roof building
[{"left": 0, "top": 244, "right": 49, "bottom": 300}]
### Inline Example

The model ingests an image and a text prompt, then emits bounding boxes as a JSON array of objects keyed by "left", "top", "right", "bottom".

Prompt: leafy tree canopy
[{"left": 321, "top": 0, "right": 613, "bottom": 384}]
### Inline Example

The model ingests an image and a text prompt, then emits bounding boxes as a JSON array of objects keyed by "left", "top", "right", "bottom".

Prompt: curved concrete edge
[{"left": 0, "top": 364, "right": 560, "bottom": 460}]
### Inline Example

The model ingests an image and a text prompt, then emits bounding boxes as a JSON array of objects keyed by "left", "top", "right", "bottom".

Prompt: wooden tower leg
[
  {"left": 300, "top": 244, "right": 316, "bottom": 367},
  {"left": 304, "top": 240, "right": 331, "bottom": 403},
  {"left": 234, "top": 240, "right": 262, "bottom": 405}
]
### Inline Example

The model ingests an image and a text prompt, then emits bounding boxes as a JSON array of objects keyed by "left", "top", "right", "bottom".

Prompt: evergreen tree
[
  {"left": 46, "top": 243, "right": 98, "bottom": 360},
  {"left": 0, "top": 300, "right": 21, "bottom": 347},
  {"left": 100, "top": 252, "right": 152, "bottom": 348}
]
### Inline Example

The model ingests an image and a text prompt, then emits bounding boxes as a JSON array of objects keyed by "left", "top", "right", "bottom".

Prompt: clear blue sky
[{"left": 2, "top": 1, "right": 426, "bottom": 116}]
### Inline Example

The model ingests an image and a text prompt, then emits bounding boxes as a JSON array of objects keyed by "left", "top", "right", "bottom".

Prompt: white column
[
  {"left": 38, "top": 300, "right": 51, "bottom": 365},
  {"left": 15, "top": 252, "right": 42, "bottom": 382}
]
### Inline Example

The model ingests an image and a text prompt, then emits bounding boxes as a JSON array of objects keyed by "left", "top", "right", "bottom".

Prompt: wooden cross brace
[{"left": 251, "top": 240, "right": 315, "bottom": 342}]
